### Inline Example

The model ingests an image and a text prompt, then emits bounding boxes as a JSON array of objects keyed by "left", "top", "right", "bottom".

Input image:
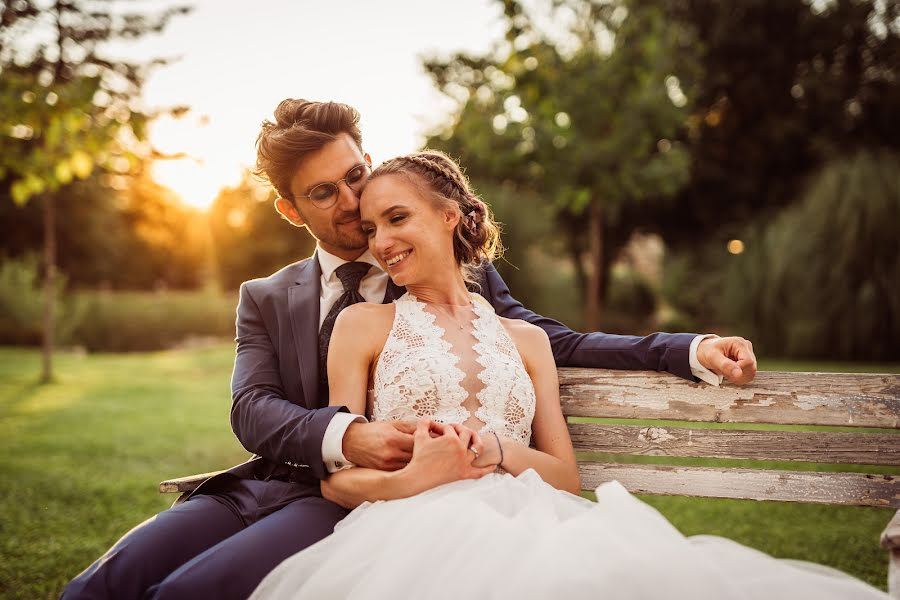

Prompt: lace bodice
[{"left": 371, "top": 292, "right": 536, "bottom": 445}]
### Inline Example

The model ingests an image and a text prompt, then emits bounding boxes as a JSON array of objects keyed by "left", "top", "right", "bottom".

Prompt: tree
[
  {"left": 425, "top": 0, "right": 693, "bottom": 329},
  {"left": 0, "top": 1, "right": 189, "bottom": 380},
  {"left": 208, "top": 172, "right": 316, "bottom": 291}
]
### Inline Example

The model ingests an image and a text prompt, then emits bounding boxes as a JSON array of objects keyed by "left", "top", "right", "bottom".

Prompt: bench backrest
[{"left": 560, "top": 369, "right": 900, "bottom": 508}]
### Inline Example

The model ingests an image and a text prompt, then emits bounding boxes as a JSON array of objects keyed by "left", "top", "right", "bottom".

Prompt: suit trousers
[{"left": 61, "top": 475, "right": 349, "bottom": 600}]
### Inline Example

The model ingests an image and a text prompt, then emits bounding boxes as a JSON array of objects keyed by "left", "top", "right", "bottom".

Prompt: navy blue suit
[{"left": 63, "top": 256, "right": 696, "bottom": 600}]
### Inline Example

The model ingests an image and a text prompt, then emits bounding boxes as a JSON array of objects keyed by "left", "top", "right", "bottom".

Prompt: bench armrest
[
  {"left": 159, "top": 471, "right": 226, "bottom": 494},
  {"left": 881, "top": 509, "right": 900, "bottom": 551}
]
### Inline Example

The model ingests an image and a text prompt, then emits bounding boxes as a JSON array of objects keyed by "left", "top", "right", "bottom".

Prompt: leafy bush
[
  {"left": 0, "top": 255, "right": 84, "bottom": 345},
  {"left": 69, "top": 288, "right": 237, "bottom": 352}
]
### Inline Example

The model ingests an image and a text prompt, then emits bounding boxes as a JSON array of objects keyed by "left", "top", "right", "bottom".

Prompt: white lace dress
[{"left": 250, "top": 293, "right": 888, "bottom": 600}]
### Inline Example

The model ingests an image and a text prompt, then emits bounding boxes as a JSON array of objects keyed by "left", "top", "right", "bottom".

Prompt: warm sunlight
[{"left": 134, "top": 0, "right": 505, "bottom": 210}]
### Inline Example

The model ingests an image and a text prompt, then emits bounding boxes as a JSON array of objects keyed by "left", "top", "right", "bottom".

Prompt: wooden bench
[{"left": 161, "top": 369, "right": 900, "bottom": 596}]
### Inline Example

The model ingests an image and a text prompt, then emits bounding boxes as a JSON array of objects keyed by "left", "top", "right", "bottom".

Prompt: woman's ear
[
  {"left": 443, "top": 206, "right": 461, "bottom": 231},
  {"left": 275, "top": 197, "right": 306, "bottom": 228}
]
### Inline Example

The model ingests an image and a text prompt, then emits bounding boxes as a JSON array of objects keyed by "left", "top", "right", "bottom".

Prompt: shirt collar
[{"left": 316, "top": 245, "right": 383, "bottom": 282}]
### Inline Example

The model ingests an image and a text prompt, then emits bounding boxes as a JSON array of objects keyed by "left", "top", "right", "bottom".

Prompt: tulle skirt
[{"left": 250, "top": 470, "right": 888, "bottom": 600}]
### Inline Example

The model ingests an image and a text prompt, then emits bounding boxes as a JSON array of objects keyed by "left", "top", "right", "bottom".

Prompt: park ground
[{"left": 1, "top": 345, "right": 898, "bottom": 599}]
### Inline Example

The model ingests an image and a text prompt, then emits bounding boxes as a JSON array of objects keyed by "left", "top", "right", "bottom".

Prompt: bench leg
[{"left": 890, "top": 549, "right": 900, "bottom": 600}]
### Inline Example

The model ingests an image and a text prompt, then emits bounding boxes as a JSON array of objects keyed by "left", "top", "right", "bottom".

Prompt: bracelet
[{"left": 491, "top": 431, "right": 504, "bottom": 467}]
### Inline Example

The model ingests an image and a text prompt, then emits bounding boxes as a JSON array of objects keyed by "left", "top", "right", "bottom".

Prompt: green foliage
[
  {"left": 0, "top": 255, "right": 84, "bottom": 346},
  {"left": 664, "top": 149, "right": 900, "bottom": 360},
  {"left": 209, "top": 172, "right": 316, "bottom": 291},
  {"left": 0, "top": 174, "right": 209, "bottom": 290},
  {"left": 69, "top": 289, "right": 237, "bottom": 352},
  {"left": 425, "top": 0, "right": 694, "bottom": 315}
]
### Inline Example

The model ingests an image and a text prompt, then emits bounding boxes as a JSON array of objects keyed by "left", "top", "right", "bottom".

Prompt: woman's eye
[
  {"left": 362, "top": 227, "right": 375, "bottom": 237},
  {"left": 390, "top": 214, "right": 406, "bottom": 224}
]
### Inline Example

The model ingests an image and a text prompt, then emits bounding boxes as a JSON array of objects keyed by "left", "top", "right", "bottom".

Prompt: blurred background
[{"left": 1, "top": 0, "right": 898, "bottom": 597}]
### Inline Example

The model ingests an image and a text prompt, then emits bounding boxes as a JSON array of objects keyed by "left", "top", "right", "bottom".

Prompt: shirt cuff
[
  {"left": 689, "top": 334, "right": 724, "bottom": 387},
  {"left": 322, "top": 411, "right": 367, "bottom": 473}
]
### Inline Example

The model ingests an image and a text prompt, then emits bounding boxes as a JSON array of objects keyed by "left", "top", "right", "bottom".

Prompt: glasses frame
[{"left": 297, "top": 162, "right": 372, "bottom": 209}]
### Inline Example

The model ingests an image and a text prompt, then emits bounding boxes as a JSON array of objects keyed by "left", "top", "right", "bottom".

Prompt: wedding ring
[{"left": 468, "top": 446, "right": 479, "bottom": 459}]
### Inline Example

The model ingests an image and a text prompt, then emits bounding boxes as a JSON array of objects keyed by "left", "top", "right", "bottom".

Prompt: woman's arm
[{"left": 475, "top": 323, "right": 581, "bottom": 495}]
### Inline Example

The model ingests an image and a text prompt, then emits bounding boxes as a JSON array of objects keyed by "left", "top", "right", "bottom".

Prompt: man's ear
[{"left": 275, "top": 197, "right": 305, "bottom": 227}]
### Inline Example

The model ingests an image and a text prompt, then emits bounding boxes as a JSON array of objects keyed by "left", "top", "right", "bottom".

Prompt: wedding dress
[{"left": 251, "top": 293, "right": 888, "bottom": 600}]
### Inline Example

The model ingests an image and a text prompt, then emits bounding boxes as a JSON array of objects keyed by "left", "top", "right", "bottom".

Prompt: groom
[{"left": 63, "top": 99, "right": 757, "bottom": 600}]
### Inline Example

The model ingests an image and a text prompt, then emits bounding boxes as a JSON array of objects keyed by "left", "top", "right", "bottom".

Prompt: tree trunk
[
  {"left": 585, "top": 202, "right": 604, "bottom": 331},
  {"left": 41, "top": 193, "right": 56, "bottom": 383}
]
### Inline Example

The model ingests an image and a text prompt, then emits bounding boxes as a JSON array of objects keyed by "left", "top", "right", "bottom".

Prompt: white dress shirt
[{"left": 316, "top": 244, "right": 721, "bottom": 473}]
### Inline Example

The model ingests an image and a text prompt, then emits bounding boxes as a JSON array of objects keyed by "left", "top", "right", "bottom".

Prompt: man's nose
[{"left": 335, "top": 180, "right": 360, "bottom": 211}]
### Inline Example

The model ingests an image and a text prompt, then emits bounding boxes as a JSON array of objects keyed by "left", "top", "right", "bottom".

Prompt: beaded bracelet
[{"left": 491, "top": 431, "right": 504, "bottom": 467}]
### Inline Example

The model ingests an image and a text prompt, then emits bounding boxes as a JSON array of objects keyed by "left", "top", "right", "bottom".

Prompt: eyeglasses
[{"left": 298, "top": 163, "right": 371, "bottom": 209}]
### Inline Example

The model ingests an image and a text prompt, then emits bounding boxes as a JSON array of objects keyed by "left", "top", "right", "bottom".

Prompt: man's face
[{"left": 275, "top": 133, "right": 371, "bottom": 261}]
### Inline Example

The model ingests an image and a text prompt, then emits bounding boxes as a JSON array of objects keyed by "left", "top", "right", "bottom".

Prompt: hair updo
[{"left": 367, "top": 150, "right": 502, "bottom": 279}]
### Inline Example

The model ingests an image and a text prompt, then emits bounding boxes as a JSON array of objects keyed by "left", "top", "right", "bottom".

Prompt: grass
[{"left": 0, "top": 346, "right": 897, "bottom": 598}]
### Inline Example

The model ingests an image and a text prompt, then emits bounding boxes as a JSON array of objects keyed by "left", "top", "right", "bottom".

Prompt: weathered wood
[
  {"left": 159, "top": 471, "right": 224, "bottom": 494},
  {"left": 559, "top": 369, "right": 900, "bottom": 428},
  {"left": 578, "top": 462, "right": 900, "bottom": 508},
  {"left": 569, "top": 423, "right": 900, "bottom": 465},
  {"left": 889, "top": 549, "right": 900, "bottom": 600},
  {"left": 883, "top": 509, "right": 900, "bottom": 551}
]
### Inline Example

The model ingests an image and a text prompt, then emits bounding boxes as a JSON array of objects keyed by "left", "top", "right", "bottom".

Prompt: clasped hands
[{"left": 343, "top": 419, "right": 499, "bottom": 481}]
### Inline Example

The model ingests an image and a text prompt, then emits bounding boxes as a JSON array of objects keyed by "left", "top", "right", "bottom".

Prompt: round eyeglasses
[{"left": 298, "top": 163, "right": 371, "bottom": 209}]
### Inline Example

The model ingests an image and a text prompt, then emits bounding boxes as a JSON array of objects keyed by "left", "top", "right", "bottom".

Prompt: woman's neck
[{"left": 405, "top": 270, "right": 470, "bottom": 306}]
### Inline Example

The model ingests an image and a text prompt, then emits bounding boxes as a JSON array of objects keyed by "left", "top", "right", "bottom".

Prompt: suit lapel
[{"left": 288, "top": 256, "right": 322, "bottom": 408}]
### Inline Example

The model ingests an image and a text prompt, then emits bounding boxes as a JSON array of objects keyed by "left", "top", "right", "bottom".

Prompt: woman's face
[{"left": 360, "top": 174, "right": 458, "bottom": 287}]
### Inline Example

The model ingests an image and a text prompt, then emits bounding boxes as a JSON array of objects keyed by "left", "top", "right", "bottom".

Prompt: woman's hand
[{"left": 402, "top": 420, "right": 495, "bottom": 495}]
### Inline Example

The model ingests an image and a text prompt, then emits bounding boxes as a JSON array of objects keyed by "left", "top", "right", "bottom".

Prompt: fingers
[
  {"left": 721, "top": 337, "right": 757, "bottom": 384},
  {"left": 469, "top": 430, "right": 485, "bottom": 458},
  {"left": 414, "top": 419, "right": 431, "bottom": 445},
  {"left": 392, "top": 420, "right": 418, "bottom": 434}
]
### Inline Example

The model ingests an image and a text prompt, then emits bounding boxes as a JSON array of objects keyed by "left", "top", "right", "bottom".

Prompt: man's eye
[
  {"left": 309, "top": 184, "right": 335, "bottom": 202},
  {"left": 346, "top": 165, "right": 366, "bottom": 183}
]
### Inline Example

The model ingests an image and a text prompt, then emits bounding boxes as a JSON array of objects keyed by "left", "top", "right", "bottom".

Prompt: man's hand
[
  {"left": 342, "top": 421, "right": 416, "bottom": 471},
  {"left": 696, "top": 336, "right": 758, "bottom": 385}
]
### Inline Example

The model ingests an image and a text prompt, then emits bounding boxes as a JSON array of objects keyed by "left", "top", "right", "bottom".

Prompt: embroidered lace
[{"left": 372, "top": 292, "right": 536, "bottom": 445}]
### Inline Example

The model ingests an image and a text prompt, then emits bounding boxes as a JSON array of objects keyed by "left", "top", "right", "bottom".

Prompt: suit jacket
[{"left": 189, "top": 254, "right": 696, "bottom": 499}]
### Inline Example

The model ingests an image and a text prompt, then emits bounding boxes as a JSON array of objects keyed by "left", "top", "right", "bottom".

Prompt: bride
[{"left": 250, "top": 151, "right": 887, "bottom": 599}]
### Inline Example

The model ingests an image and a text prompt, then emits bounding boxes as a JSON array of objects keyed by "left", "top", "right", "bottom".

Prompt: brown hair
[
  {"left": 254, "top": 99, "right": 363, "bottom": 202},
  {"left": 369, "top": 150, "right": 502, "bottom": 281}
]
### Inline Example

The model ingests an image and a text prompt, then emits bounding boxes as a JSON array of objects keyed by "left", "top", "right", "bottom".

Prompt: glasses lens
[
  {"left": 309, "top": 183, "right": 337, "bottom": 204},
  {"left": 346, "top": 164, "right": 368, "bottom": 189}
]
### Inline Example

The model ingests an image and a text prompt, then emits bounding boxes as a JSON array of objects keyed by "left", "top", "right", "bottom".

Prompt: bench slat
[
  {"left": 579, "top": 462, "right": 900, "bottom": 507},
  {"left": 559, "top": 369, "right": 900, "bottom": 429},
  {"left": 569, "top": 423, "right": 900, "bottom": 465},
  {"left": 159, "top": 471, "right": 224, "bottom": 494}
]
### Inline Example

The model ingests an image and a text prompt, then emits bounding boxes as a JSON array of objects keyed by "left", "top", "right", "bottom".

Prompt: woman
[{"left": 251, "top": 151, "right": 887, "bottom": 599}]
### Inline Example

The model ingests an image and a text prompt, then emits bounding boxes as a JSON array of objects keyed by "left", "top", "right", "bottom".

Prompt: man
[{"left": 63, "top": 99, "right": 756, "bottom": 599}]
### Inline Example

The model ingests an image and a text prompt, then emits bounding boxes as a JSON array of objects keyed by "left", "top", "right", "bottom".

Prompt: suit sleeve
[
  {"left": 481, "top": 263, "right": 697, "bottom": 381},
  {"left": 229, "top": 282, "right": 344, "bottom": 480}
]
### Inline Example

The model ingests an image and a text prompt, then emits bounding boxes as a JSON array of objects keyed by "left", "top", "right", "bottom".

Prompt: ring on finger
[{"left": 468, "top": 446, "right": 479, "bottom": 459}]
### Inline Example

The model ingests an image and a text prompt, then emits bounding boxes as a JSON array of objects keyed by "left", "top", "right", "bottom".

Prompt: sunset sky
[{"left": 118, "top": 0, "right": 508, "bottom": 208}]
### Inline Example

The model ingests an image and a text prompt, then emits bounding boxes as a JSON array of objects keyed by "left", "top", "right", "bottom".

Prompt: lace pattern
[{"left": 372, "top": 293, "right": 536, "bottom": 445}]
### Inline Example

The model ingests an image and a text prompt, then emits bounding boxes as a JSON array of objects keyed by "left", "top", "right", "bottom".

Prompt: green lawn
[{"left": 0, "top": 346, "right": 897, "bottom": 598}]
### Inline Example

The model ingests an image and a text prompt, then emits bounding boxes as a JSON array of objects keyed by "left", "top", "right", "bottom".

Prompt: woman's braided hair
[{"left": 368, "top": 150, "right": 502, "bottom": 282}]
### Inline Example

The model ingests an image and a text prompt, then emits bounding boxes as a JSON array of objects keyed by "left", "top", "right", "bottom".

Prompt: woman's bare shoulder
[
  {"left": 497, "top": 316, "right": 551, "bottom": 355},
  {"left": 332, "top": 302, "right": 396, "bottom": 339}
]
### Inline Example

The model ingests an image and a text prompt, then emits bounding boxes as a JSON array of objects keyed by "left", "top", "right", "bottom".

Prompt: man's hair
[{"left": 254, "top": 99, "right": 363, "bottom": 202}]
